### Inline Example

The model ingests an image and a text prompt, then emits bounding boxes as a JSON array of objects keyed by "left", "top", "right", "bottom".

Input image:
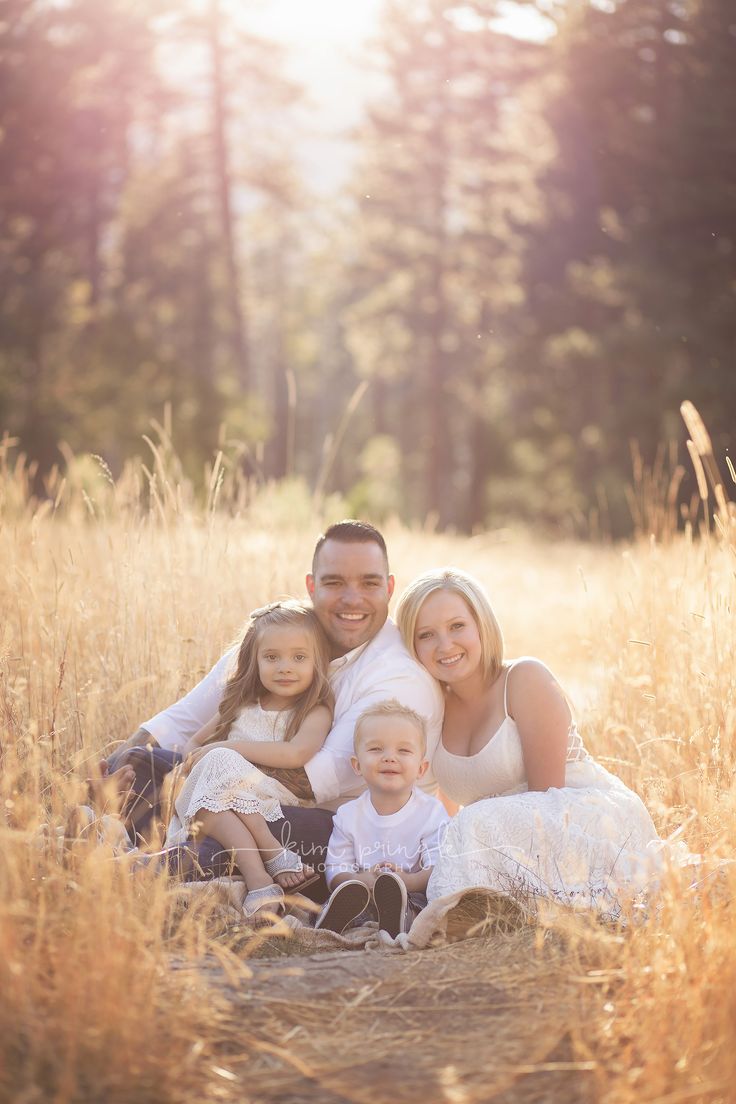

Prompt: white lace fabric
[
  {"left": 428, "top": 750, "right": 673, "bottom": 921},
  {"left": 165, "top": 703, "right": 302, "bottom": 846}
]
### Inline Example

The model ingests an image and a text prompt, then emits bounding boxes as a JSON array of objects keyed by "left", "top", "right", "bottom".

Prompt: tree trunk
[
  {"left": 207, "top": 0, "right": 249, "bottom": 391},
  {"left": 269, "top": 232, "right": 291, "bottom": 479},
  {"left": 466, "top": 302, "right": 492, "bottom": 529},
  {"left": 425, "top": 59, "right": 451, "bottom": 524}
]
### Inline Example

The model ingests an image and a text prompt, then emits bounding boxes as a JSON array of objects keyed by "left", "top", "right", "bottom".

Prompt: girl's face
[
  {"left": 256, "top": 624, "right": 317, "bottom": 701},
  {"left": 413, "top": 589, "right": 483, "bottom": 687}
]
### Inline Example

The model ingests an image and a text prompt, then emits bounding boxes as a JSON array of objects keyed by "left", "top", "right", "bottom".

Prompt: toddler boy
[{"left": 315, "top": 700, "right": 449, "bottom": 937}]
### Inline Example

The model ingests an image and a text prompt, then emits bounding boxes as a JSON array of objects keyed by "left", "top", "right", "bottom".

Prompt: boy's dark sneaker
[
  {"left": 314, "top": 880, "right": 371, "bottom": 933},
  {"left": 372, "top": 871, "right": 409, "bottom": 938}
]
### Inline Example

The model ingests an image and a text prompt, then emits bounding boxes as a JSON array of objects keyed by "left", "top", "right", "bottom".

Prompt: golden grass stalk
[{"left": 681, "top": 400, "right": 734, "bottom": 542}]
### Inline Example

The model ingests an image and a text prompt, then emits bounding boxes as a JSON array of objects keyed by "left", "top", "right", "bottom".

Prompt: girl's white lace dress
[
  {"left": 165, "top": 703, "right": 304, "bottom": 846},
  {"left": 428, "top": 665, "right": 692, "bottom": 920}
]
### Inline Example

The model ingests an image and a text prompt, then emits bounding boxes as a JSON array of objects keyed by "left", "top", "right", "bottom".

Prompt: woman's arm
[
  {"left": 438, "top": 790, "right": 459, "bottom": 816},
  {"left": 226, "top": 704, "right": 332, "bottom": 770},
  {"left": 507, "top": 659, "right": 570, "bottom": 791}
]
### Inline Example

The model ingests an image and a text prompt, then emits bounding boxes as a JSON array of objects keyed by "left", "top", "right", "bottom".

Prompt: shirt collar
[
  {"left": 328, "top": 637, "right": 371, "bottom": 674},
  {"left": 328, "top": 618, "right": 393, "bottom": 674}
]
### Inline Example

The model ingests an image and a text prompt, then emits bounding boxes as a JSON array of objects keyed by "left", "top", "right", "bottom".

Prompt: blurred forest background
[{"left": 1, "top": 0, "right": 734, "bottom": 536}]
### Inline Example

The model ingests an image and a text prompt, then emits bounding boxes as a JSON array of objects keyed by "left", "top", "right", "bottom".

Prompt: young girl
[{"left": 165, "top": 601, "right": 333, "bottom": 922}]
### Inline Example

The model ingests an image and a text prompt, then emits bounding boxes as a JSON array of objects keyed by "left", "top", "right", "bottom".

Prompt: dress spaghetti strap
[{"left": 502, "top": 661, "right": 518, "bottom": 719}]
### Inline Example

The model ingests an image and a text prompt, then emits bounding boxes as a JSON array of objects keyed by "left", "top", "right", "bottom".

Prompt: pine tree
[{"left": 345, "top": 0, "right": 541, "bottom": 525}]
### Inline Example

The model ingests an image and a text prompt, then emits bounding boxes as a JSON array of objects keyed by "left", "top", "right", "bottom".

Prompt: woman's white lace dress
[
  {"left": 165, "top": 703, "right": 303, "bottom": 846},
  {"left": 429, "top": 667, "right": 692, "bottom": 920}
]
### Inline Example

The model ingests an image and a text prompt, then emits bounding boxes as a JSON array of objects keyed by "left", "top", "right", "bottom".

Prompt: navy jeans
[{"left": 111, "top": 744, "right": 334, "bottom": 904}]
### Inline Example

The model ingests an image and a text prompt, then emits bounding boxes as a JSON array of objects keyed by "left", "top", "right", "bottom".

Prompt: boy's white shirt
[
  {"left": 324, "top": 788, "right": 450, "bottom": 887},
  {"left": 142, "top": 619, "right": 445, "bottom": 808}
]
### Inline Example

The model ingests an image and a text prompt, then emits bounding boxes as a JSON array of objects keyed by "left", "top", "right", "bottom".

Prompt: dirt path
[{"left": 188, "top": 931, "right": 595, "bottom": 1104}]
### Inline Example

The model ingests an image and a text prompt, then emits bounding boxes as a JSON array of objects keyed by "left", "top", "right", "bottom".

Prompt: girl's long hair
[{"left": 209, "top": 600, "right": 333, "bottom": 744}]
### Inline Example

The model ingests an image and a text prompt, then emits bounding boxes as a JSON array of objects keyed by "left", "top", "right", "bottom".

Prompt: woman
[{"left": 396, "top": 568, "right": 690, "bottom": 921}]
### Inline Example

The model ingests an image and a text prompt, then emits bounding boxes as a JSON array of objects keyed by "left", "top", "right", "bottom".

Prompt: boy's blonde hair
[{"left": 353, "top": 699, "right": 427, "bottom": 757}]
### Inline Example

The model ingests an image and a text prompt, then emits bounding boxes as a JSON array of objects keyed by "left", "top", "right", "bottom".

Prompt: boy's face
[{"left": 351, "top": 716, "right": 428, "bottom": 796}]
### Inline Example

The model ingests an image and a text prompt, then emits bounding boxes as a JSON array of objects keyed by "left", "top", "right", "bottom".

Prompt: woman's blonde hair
[
  {"left": 210, "top": 600, "right": 333, "bottom": 744},
  {"left": 396, "top": 568, "right": 504, "bottom": 685}
]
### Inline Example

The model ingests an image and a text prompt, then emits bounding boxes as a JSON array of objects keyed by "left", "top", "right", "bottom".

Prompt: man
[{"left": 114, "top": 520, "right": 444, "bottom": 900}]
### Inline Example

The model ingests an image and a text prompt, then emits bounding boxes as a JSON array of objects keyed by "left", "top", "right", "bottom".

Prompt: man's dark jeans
[{"left": 114, "top": 745, "right": 334, "bottom": 904}]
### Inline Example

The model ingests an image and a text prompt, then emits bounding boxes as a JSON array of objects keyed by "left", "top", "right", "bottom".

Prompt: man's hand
[{"left": 87, "top": 759, "right": 136, "bottom": 814}]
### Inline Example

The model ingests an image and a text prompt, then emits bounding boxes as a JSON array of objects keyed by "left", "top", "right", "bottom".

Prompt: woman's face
[{"left": 413, "top": 589, "right": 483, "bottom": 686}]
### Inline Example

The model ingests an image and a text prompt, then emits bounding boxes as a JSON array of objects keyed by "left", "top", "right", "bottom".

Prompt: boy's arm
[
  {"left": 399, "top": 867, "right": 431, "bottom": 893},
  {"left": 373, "top": 800, "right": 449, "bottom": 889},
  {"left": 395, "top": 803, "right": 450, "bottom": 891},
  {"left": 330, "top": 870, "right": 378, "bottom": 890},
  {"left": 372, "top": 863, "right": 430, "bottom": 893},
  {"left": 325, "top": 809, "right": 376, "bottom": 890}
]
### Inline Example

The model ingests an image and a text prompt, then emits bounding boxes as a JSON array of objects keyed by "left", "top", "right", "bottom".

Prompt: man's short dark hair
[{"left": 312, "top": 520, "right": 389, "bottom": 575}]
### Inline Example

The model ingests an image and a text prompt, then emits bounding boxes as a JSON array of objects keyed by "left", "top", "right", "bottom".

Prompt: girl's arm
[
  {"left": 182, "top": 713, "right": 220, "bottom": 756},
  {"left": 225, "top": 704, "right": 332, "bottom": 770},
  {"left": 507, "top": 659, "right": 570, "bottom": 791}
]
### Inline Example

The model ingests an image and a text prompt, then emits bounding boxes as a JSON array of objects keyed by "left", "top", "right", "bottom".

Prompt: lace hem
[
  {"left": 180, "top": 795, "right": 284, "bottom": 831},
  {"left": 430, "top": 852, "right": 633, "bottom": 922}
]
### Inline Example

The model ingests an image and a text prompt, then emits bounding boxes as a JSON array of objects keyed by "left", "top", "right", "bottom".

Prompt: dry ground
[{"left": 192, "top": 931, "right": 591, "bottom": 1104}]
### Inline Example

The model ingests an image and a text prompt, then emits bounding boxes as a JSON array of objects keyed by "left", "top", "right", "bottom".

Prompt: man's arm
[
  {"left": 112, "top": 726, "right": 159, "bottom": 756},
  {"left": 131, "top": 646, "right": 237, "bottom": 753},
  {"left": 182, "top": 714, "right": 220, "bottom": 756}
]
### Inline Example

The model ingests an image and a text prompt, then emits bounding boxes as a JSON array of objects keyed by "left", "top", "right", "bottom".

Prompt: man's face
[{"left": 306, "top": 539, "right": 394, "bottom": 658}]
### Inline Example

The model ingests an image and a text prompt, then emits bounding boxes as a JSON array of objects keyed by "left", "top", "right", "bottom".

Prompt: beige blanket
[{"left": 172, "top": 877, "right": 534, "bottom": 951}]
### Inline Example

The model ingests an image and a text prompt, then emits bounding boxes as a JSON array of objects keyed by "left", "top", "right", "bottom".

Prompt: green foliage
[{"left": 0, "top": 0, "right": 734, "bottom": 536}]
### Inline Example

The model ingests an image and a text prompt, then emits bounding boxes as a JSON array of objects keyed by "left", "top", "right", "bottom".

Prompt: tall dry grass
[{"left": 1, "top": 430, "right": 735, "bottom": 1103}]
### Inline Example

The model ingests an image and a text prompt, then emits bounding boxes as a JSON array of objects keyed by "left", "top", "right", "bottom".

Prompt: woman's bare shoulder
[
  {"left": 506, "top": 658, "right": 567, "bottom": 712},
  {"left": 506, "top": 656, "right": 556, "bottom": 685}
]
